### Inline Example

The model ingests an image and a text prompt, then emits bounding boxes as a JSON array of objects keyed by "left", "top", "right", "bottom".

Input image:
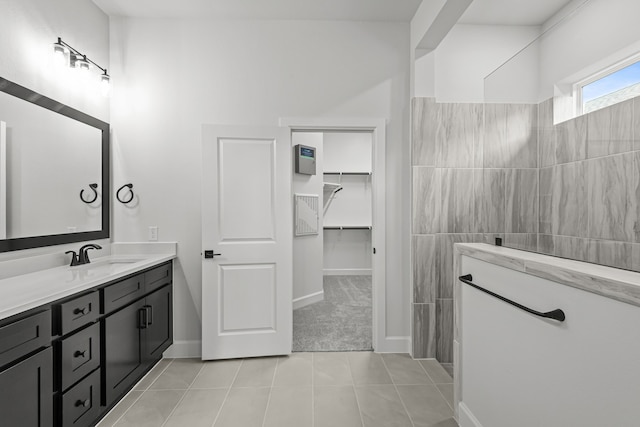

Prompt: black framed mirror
[{"left": 0, "top": 76, "right": 109, "bottom": 252}]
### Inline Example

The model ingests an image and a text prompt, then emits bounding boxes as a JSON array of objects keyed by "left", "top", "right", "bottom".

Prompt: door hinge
[{"left": 373, "top": 247, "right": 376, "bottom": 254}]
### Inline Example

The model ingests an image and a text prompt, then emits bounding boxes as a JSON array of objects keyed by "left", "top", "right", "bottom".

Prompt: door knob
[{"left": 204, "top": 250, "right": 222, "bottom": 259}]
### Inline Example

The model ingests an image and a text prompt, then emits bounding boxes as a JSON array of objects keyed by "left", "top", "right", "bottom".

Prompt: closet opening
[{"left": 291, "top": 130, "right": 375, "bottom": 352}]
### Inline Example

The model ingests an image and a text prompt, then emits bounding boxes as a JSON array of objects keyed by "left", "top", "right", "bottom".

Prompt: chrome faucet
[{"left": 66, "top": 243, "right": 102, "bottom": 266}]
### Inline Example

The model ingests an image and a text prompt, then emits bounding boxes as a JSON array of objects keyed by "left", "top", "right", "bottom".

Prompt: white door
[{"left": 201, "top": 125, "right": 292, "bottom": 360}]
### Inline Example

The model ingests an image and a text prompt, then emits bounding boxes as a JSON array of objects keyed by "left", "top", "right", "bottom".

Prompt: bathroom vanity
[
  {"left": 453, "top": 243, "right": 640, "bottom": 427},
  {"left": 0, "top": 253, "right": 174, "bottom": 427}
]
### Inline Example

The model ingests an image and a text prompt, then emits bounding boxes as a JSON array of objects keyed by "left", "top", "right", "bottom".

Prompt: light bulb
[
  {"left": 52, "top": 40, "right": 68, "bottom": 68},
  {"left": 100, "top": 73, "right": 110, "bottom": 97}
]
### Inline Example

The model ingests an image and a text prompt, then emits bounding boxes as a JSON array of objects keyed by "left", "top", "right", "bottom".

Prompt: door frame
[{"left": 280, "top": 117, "right": 386, "bottom": 351}]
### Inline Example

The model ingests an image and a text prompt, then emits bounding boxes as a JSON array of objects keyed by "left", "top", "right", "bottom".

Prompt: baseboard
[
  {"left": 293, "top": 290, "right": 324, "bottom": 309},
  {"left": 374, "top": 336, "right": 410, "bottom": 353},
  {"left": 163, "top": 340, "right": 202, "bottom": 358},
  {"left": 459, "top": 402, "right": 483, "bottom": 427},
  {"left": 323, "top": 268, "right": 372, "bottom": 276}
]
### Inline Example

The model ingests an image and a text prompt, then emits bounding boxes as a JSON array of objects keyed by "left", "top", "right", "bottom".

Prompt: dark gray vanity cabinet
[
  {"left": 103, "top": 263, "right": 173, "bottom": 408},
  {"left": 0, "top": 260, "right": 173, "bottom": 427},
  {"left": 0, "top": 310, "right": 53, "bottom": 427}
]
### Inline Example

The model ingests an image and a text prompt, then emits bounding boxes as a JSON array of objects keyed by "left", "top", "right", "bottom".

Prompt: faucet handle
[{"left": 65, "top": 250, "right": 81, "bottom": 267}]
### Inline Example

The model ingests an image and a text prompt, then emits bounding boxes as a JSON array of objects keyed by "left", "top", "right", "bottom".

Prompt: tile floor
[{"left": 96, "top": 352, "right": 458, "bottom": 427}]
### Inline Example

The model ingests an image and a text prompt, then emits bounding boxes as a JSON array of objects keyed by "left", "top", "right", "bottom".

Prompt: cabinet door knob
[
  {"left": 74, "top": 350, "right": 87, "bottom": 358},
  {"left": 75, "top": 399, "right": 90, "bottom": 408},
  {"left": 73, "top": 307, "right": 87, "bottom": 315}
]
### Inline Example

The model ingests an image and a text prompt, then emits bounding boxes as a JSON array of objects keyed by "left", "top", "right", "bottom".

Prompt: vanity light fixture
[{"left": 52, "top": 37, "right": 110, "bottom": 93}]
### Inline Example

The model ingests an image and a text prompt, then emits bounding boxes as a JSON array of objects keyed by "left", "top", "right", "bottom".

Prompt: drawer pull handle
[
  {"left": 75, "top": 399, "right": 90, "bottom": 408},
  {"left": 74, "top": 350, "right": 87, "bottom": 358},
  {"left": 73, "top": 307, "right": 87, "bottom": 315}
]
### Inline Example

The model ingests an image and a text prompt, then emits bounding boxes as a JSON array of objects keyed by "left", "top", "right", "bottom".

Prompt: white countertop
[
  {"left": 455, "top": 243, "right": 640, "bottom": 308},
  {"left": 0, "top": 244, "right": 176, "bottom": 321}
]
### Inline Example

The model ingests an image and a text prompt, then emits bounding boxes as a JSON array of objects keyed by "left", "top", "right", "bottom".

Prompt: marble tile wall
[
  {"left": 411, "top": 98, "right": 539, "bottom": 361},
  {"left": 537, "top": 96, "right": 640, "bottom": 272}
]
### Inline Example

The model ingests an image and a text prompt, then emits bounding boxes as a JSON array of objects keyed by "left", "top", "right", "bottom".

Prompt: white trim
[
  {"left": 163, "top": 340, "right": 202, "bottom": 358},
  {"left": 0, "top": 121, "right": 6, "bottom": 240},
  {"left": 280, "top": 117, "right": 387, "bottom": 353},
  {"left": 323, "top": 268, "right": 372, "bottom": 276},
  {"left": 292, "top": 290, "right": 324, "bottom": 309},
  {"left": 458, "top": 402, "right": 484, "bottom": 427}
]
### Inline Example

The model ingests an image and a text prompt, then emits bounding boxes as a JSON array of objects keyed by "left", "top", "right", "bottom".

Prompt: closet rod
[
  {"left": 323, "top": 226, "right": 372, "bottom": 230},
  {"left": 323, "top": 172, "right": 371, "bottom": 176}
]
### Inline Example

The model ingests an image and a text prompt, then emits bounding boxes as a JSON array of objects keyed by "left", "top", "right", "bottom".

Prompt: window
[{"left": 577, "top": 57, "right": 640, "bottom": 114}]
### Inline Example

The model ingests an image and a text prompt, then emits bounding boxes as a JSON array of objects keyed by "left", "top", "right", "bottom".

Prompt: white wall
[
  {"left": 421, "top": 24, "right": 540, "bottom": 103},
  {"left": 109, "top": 18, "right": 411, "bottom": 352},
  {"left": 538, "top": 0, "right": 640, "bottom": 101},
  {"left": 292, "top": 132, "right": 324, "bottom": 307},
  {"left": 0, "top": 0, "right": 110, "bottom": 265}
]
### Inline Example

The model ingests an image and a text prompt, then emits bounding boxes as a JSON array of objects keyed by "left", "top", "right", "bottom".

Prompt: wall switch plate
[{"left": 148, "top": 226, "right": 158, "bottom": 241}]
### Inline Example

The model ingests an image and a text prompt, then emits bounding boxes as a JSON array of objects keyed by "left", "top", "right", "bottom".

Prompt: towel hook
[
  {"left": 79, "top": 183, "right": 98, "bottom": 204},
  {"left": 116, "top": 183, "right": 135, "bottom": 204}
]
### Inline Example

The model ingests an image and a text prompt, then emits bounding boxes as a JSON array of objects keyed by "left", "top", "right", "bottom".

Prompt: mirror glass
[{"left": 0, "top": 77, "right": 109, "bottom": 252}]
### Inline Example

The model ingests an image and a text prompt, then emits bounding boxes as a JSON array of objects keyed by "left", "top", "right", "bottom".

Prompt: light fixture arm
[{"left": 56, "top": 37, "right": 108, "bottom": 76}]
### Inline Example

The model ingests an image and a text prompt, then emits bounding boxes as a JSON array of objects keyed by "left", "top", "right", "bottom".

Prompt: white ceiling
[
  {"left": 92, "top": 0, "right": 422, "bottom": 21},
  {"left": 458, "top": 0, "right": 575, "bottom": 26}
]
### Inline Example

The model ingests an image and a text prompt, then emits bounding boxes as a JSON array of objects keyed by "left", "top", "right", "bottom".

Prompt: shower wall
[
  {"left": 412, "top": 94, "right": 640, "bottom": 362},
  {"left": 538, "top": 96, "right": 640, "bottom": 271},
  {"left": 411, "top": 98, "right": 539, "bottom": 360}
]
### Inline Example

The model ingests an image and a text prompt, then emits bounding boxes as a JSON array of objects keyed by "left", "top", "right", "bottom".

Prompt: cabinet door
[
  {"left": 103, "top": 299, "right": 145, "bottom": 406},
  {"left": 144, "top": 285, "right": 173, "bottom": 363},
  {"left": 0, "top": 347, "right": 53, "bottom": 427}
]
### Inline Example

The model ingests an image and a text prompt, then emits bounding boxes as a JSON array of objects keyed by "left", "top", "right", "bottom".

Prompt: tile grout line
[
  {"left": 210, "top": 358, "right": 244, "bottom": 427},
  {"left": 159, "top": 360, "right": 208, "bottom": 427},
  {"left": 379, "top": 355, "right": 417, "bottom": 427},
  {"left": 346, "top": 353, "right": 365, "bottom": 427},
  {"left": 260, "top": 357, "right": 280, "bottom": 427},
  {"left": 106, "top": 358, "right": 176, "bottom": 427}
]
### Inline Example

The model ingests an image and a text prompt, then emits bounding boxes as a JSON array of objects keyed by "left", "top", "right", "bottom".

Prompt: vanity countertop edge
[
  {"left": 455, "top": 243, "right": 640, "bottom": 308},
  {"left": 0, "top": 246, "right": 176, "bottom": 321}
]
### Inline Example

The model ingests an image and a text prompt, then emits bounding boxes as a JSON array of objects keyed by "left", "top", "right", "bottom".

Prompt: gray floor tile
[
  {"left": 355, "top": 385, "right": 413, "bottom": 427},
  {"left": 232, "top": 357, "right": 278, "bottom": 387},
  {"left": 314, "top": 386, "right": 363, "bottom": 427},
  {"left": 348, "top": 352, "right": 393, "bottom": 385},
  {"left": 419, "top": 360, "right": 453, "bottom": 384},
  {"left": 191, "top": 359, "right": 242, "bottom": 389},
  {"left": 134, "top": 359, "right": 172, "bottom": 391},
  {"left": 96, "top": 391, "right": 143, "bottom": 427},
  {"left": 263, "top": 386, "right": 313, "bottom": 427},
  {"left": 396, "top": 385, "right": 454, "bottom": 427},
  {"left": 113, "top": 390, "right": 185, "bottom": 427},
  {"left": 437, "top": 383, "right": 455, "bottom": 411},
  {"left": 313, "top": 352, "right": 353, "bottom": 386},
  {"left": 381, "top": 353, "right": 432, "bottom": 385},
  {"left": 274, "top": 353, "right": 312, "bottom": 386},
  {"left": 213, "top": 387, "right": 270, "bottom": 427},
  {"left": 164, "top": 389, "right": 227, "bottom": 427},
  {"left": 149, "top": 358, "right": 204, "bottom": 390}
]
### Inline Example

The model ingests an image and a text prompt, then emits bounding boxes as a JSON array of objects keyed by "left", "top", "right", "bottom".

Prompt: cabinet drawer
[
  {"left": 145, "top": 262, "right": 172, "bottom": 293},
  {"left": 58, "top": 292, "right": 99, "bottom": 336},
  {"left": 59, "top": 323, "right": 100, "bottom": 391},
  {"left": 102, "top": 273, "right": 144, "bottom": 313},
  {"left": 61, "top": 368, "right": 100, "bottom": 427},
  {"left": 0, "top": 310, "right": 51, "bottom": 368}
]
